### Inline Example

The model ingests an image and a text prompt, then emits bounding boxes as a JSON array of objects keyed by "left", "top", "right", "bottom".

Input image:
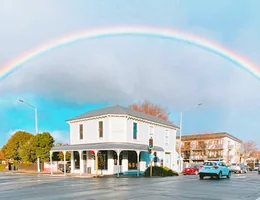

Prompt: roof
[
  {"left": 51, "top": 142, "right": 164, "bottom": 152},
  {"left": 176, "top": 132, "right": 242, "bottom": 143},
  {"left": 67, "top": 105, "right": 178, "bottom": 129}
]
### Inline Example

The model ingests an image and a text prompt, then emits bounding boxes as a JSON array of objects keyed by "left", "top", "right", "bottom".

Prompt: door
[{"left": 165, "top": 153, "right": 171, "bottom": 169}]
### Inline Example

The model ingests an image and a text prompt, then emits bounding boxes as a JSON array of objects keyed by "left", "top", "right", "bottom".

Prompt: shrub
[
  {"left": 0, "top": 164, "right": 5, "bottom": 171},
  {"left": 144, "top": 166, "right": 179, "bottom": 177}
]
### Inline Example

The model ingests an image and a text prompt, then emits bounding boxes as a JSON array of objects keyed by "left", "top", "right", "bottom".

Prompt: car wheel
[
  {"left": 227, "top": 171, "right": 231, "bottom": 179},
  {"left": 218, "top": 172, "right": 222, "bottom": 180},
  {"left": 199, "top": 175, "right": 204, "bottom": 180}
]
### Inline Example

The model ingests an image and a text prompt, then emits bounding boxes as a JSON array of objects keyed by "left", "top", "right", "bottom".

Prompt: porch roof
[{"left": 51, "top": 142, "right": 164, "bottom": 152}]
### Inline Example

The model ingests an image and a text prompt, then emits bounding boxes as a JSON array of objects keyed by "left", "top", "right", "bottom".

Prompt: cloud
[{"left": 0, "top": 0, "right": 260, "bottom": 113}]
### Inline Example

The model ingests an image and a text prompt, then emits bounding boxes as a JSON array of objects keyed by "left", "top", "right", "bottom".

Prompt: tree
[
  {"left": 56, "top": 142, "right": 71, "bottom": 161},
  {"left": 129, "top": 100, "right": 170, "bottom": 121},
  {"left": 1, "top": 131, "right": 33, "bottom": 161},
  {"left": 0, "top": 149, "right": 5, "bottom": 160},
  {"left": 32, "top": 132, "right": 55, "bottom": 162},
  {"left": 241, "top": 140, "right": 258, "bottom": 160},
  {"left": 19, "top": 138, "right": 37, "bottom": 164}
]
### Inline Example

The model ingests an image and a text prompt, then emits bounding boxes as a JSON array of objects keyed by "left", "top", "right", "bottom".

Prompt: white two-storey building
[{"left": 50, "top": 105, "right": 179, "bottom": 176}]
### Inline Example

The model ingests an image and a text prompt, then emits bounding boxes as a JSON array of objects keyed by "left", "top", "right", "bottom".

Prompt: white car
[{"left": 199, "top": 161, "right": 231, "bottom": 180}]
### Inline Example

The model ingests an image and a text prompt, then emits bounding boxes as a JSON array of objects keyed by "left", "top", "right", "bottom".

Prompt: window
[
  {"left": 79, "top": 124, "right": 83, "bottom": 140},
  {"left": 164, "top": 129, "right": 169, "bottom": 147},
  {"left": 149, "top": 125, "right": 154, "bottom": 138},
  {"left": 133, "top": 122, "right": 137, "bottom": 139},
  {"left": 99, "top": 121, "right": 103, "bottom": 138}
]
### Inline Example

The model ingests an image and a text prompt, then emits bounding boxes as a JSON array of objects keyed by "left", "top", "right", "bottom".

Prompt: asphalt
[{"left": 0, "top": 171, "right": 260, "bottom": 200}]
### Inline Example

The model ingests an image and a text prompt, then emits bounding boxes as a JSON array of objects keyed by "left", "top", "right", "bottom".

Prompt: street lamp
[
  {"left": 18, "top": 99, "right": 40, "bottom": 172},
  {"left": 178, "top": 103, "right": 202, "bottom": 172}
]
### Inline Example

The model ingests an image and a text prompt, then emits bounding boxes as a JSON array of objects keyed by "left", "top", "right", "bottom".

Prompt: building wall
[
  {"left": 180, "top": 135, "right": 242, "bottom": 164},
  {"left": 68, "top": 115, "right": 178, "bottom": 171},
  {"left": 69, "top": 116, "right": 109, "bottom": 144}
]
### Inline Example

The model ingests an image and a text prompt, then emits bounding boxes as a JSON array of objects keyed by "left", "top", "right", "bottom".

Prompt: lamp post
[
  {"left": 18, "top": 99, "right": 40, "bottom": 173},
  {"left": 178, "top": 103, "right": 202, "bottom": 172}
]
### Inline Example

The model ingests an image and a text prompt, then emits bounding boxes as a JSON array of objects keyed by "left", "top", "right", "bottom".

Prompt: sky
[{"left": 1, "top": 0, "right": 260, "bottom": 147}]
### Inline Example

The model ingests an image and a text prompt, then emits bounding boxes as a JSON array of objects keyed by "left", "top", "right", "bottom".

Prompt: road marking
[{"left": 255, "top": 197, "right": 260, "bottom": 200}]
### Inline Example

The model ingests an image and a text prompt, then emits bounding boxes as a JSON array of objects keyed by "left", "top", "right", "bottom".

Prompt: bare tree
[
  {"left": 241, "top": 140, "right": 258, "bottom": 160},
  {"left": 129, "top": 100, "right": 170, "bottom": 121}
]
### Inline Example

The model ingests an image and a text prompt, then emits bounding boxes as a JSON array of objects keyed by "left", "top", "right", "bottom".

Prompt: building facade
[
  {"left": 177, "top": 132, "right": 242, "bottom": 165},
  {"left": 50, "top": 105, "right": 179, "bottom": 176}
]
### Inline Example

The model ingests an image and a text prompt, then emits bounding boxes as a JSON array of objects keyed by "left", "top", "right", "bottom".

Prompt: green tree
[
  {"left": 19, "top": 138, "right": 37, "bottom": 164},
  {"left": 2, "top": 131, "right": 33, "bottom": 161},
  {"left": 33, "top": 132, "right": 55, "bottom": 162}
]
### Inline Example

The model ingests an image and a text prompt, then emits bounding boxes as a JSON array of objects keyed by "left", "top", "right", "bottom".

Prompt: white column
[
  {"left": 122, "top": 151, "right": 128, "bottom": 172},
  {"left": 50, "top": 151, "right": 53, "bottom": 176},
  {"left": 136, "top": 151, "right": 140, "bottom": 177},
  {"left": 63, "top": 151, "right": 67, "bottom": 176},
  {"left": 95, "top": 150, "right": 99, "bottom": 177},
  {"left": 70, "top": 151, "right": 74, "bottom": 173},
  {"left": 79, "top": 150, "right": 83, "bottom": 176},
  {"left": 117, "top": 150, "right": 121, "bottom": 177}
]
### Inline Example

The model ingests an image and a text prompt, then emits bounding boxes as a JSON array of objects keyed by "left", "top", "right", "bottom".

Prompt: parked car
[
  {"left": 240, "top": 164, "right": 248, "bottom": 173},
  {"left": 245, "top": 165, "right": 253, "bottom": 171},
  {"left": 199, "top": 161, "right": 231, "bottom": 180},
  {"left": 183, "top": 165, "right": 199, "bottom": 175},
  {"left": 58, "top": 161, "right": 71, "bottom": 173},
  {"left": 230, "top": 163, "right": 247, "bottom": 173}
]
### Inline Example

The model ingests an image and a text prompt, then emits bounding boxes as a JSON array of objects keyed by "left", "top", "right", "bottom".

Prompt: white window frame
[
  {"left": 98, "top": 120, "right": 104, "bottom": 139},
  {"left": 79, "top": 124, "right": 83, "bottom": 140},
  {"left": 132, "top": 121, "right": 138, "bottom": 141},
  {"left": 164, "top": 129, "right": 169, "bottom": 147},
  {"left": 149, "top": 125, "right": 154, "bottom": 139}
]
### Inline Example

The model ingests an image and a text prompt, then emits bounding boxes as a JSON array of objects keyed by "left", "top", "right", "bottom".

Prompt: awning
[{"left": 51, "top": 142, "right": 164, "bottom": 152}]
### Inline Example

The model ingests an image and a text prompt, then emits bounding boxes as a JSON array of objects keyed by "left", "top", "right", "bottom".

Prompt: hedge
[
  {"left": 144, "top": 166, "right": 178, "bottom": 177},
  {"left": 0, "top": 164, "right": 5, "bottom": 171}
]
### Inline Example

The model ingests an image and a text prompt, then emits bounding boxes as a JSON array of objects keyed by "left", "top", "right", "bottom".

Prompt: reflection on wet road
[{"left": 0, "top": 172, "right": 260, "bottom": 200}]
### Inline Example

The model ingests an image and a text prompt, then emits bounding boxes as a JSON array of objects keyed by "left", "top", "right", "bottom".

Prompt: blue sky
[{"left": 1, "top": 0, "right": 260, "bottom": 147}]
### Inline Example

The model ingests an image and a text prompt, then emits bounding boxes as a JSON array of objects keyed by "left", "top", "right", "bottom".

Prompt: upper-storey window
[
  {"left": 99, "top": 121, "right": 103, "bottom": 138},
  {"left": 79, "top": 124, "right": 83, "bottom": 140},
  {"left": 165, "top": 129, "right": 169, "bottom": 147},
  {"left": 133, "top": 122, "right": 137, "bottom": 139},
  {"left": 149, "top": 125, "right": 154, "bottom": 139}
]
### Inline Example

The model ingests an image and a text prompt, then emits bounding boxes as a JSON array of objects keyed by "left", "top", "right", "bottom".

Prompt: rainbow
[{"left": 0, "top": 26, "right": 260, "bottom": 81}]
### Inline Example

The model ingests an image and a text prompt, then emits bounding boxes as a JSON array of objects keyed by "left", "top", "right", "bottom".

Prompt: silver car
[{"left": 230, "top": 163, "right": 247, "bottom": 173}]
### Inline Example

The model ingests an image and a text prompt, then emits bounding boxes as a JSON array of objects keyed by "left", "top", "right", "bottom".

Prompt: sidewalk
[{"left": 3, "top": 170, "right": 95, "bottom": 178}]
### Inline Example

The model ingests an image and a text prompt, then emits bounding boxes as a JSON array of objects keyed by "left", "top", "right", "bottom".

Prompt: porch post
[
  {"left": 50, "top": 151, "right": 53, "bottom": 176},
  {"left": 79, "top": 150, "right": 83, "bottom": 176},
  {"left": 70, "top": 151, "right": 74, "bottom": 173},
  {"left": 117, "top": 150, "right": 121, "bottom": 178},
  {"left": 63, "top": 151, "right": 67, "bottom": 176},
  {"left": 95, "top": 150, "right": 98, "bottom": 177},
  {"left": 136, "top": 150, "right": 140, "bottom": 177}
]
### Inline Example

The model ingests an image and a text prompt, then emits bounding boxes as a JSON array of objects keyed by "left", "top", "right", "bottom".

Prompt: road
[{"left": 0, "top": 172, "right": 259, "bottom": 200}]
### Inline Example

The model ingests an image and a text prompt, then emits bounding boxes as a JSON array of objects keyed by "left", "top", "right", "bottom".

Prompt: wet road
[{"left": 0, "top": 172, "right": 260, "bottom": 200}]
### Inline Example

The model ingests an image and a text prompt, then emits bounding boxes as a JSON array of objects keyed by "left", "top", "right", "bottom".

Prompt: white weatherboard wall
[
  {"left": 109, "top": 116, "right": 127, "bottom": 142},
  {"left": 68, "top": 115, "right": 178, "bottom": 171},
  {"left": 69, "top": 117, "right": 109, "bottom": 144},
  {"left": 126, "top": 117, "right": 177, "bottom": 171}
]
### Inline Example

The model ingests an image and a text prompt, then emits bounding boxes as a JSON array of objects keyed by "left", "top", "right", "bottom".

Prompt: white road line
[{"left": 255, "top": 197, "right": 260, "bottom": 200}]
